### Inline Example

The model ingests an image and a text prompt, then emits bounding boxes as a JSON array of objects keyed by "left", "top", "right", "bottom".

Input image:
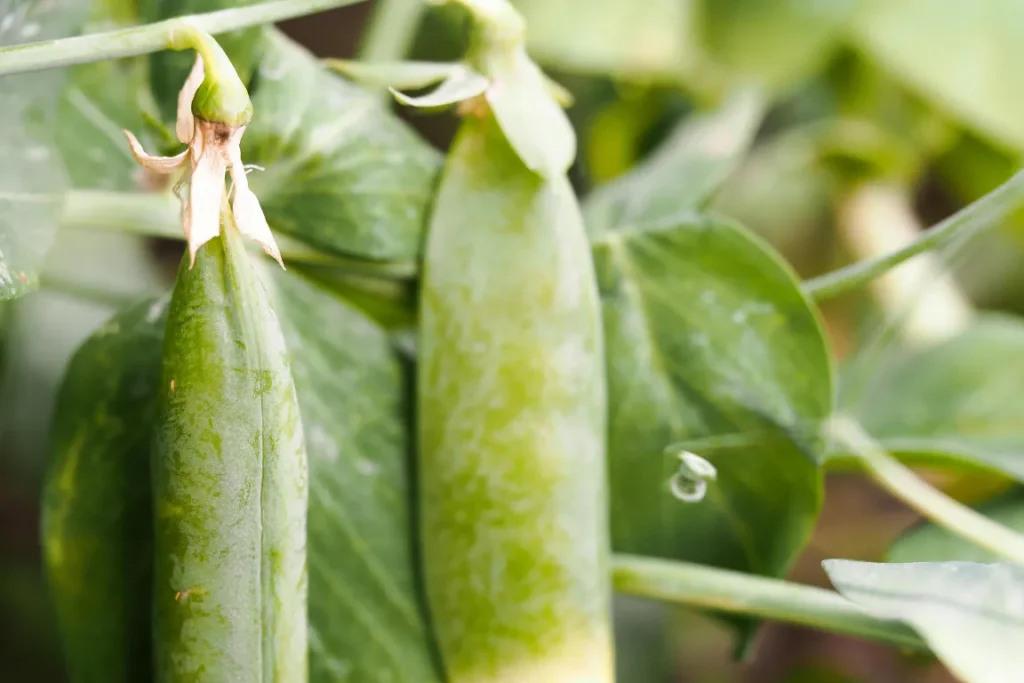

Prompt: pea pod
[
  {"left": 418, "top": 110, "right": 613, "bottom": 682},
  {"left": 153, "top": 222, "right": 307, "bottom": 682},
  {"left": 41, "top": 296, "right": 168, "bottom": 683}
]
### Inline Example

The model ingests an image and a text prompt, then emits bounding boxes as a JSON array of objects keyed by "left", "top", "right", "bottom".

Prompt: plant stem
[
  {"left": 611, "top": 555, "right": 925, "bottom": 651},
  {"left": 828, "top": 415, "right": 1024, "bottom": 565},
  {"left": 61, "top": 190, "right": 417, "bottom": 278},
  {"left": 62, "top": 189, "right": 181, "bottom": 239},
  {"left": 804, "top": 170, "right": 1024, "bottom": 302},
  {"left": 39, "top": 273, "right": 139, "bottom": 309},
  {"left": 358, "top": 0, "right": 427, "bottom": 62},
  {"left": 0, "top": 0, "right": 367, "bottom": 76}
]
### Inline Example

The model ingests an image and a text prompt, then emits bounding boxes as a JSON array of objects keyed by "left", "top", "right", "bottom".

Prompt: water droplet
[{"left": 20, "top": 22, "right": 40, "bottom": 38}]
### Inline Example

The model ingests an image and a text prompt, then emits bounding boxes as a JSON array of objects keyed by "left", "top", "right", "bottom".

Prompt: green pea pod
[
  {"left": 153, "top": 223, "right": 307, "bottom": 682},
  {"left": 418, "top": 111, "right": 613, "bottom": 682},
  {"left": 41, "top": 295, "right": 168, "bottom": 683}
]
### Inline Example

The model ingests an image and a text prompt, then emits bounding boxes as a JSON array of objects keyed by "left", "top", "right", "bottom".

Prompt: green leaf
[
  {"left": 481, "top": 47, "right": 576, "bottom": 178},
  {"left": 0, "top": 1, "right": 88, "bottom": 300},
  {"left": 53, "top": 2, "right": 160, "bottom": 193},
  {"left": 243, "top": 30, "right": 441, "bottom": 263},
  {"left": 584, "top": 89, "right": 765, "bottom": 238},
  {"left": 888, "top": 491, "right": 1024, "bottom": 564},
  {"left": 261, "top": 264, "right": 442, "bottom": 683},
  {"left": 328, "top": 60, "right": 465, "bottom": 90},
  {"left": 595, "top": 214, "right": 833, "bottom": 585},
  {"left": 514, "top": 0, "right": 696, "bottom": 79},
  {"left": 697, "top": 0, "right": 854, "bottom": 91},
  {"left": 824, "top": 559, "right": 1024, "bottom": 682},
  {"left": 850, "top": 315, "right": 1024, "bottom": 481},
  {"left": 42, "top": 294, "right": 167, "bottom": 683},
  {"left": 390, "top": 64, "right": 489, "bottom": 108},
  {"left": 850, "top": 0, "right": 1024, "bottom": 152},
  {"left": 55, "top": 58, "right": 149, "bottom": 191}
]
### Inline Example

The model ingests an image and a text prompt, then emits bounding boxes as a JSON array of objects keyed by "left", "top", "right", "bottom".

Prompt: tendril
[{"left": 664, "top": 447, "right": 717, "bottom": 504}]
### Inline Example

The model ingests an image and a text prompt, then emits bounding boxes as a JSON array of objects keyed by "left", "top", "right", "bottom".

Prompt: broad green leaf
[
  {"left": 894, "top": 507, "right": 1023, "bottom": 565},
  {"left": 851, "top": 315, "right": 1024, "bottom": 481},
  {"left": 824, "top": 559, "right": 1024, "bottom": 683},
  {"left": 55, "top": 58, "right": 149, "bottom": 191},
  {"left": 850, "top": 0, "right": 1024, "bottom": 152},
  {"left": 243, "top": 30, "right": 441, "bottom": 263},
  {"left": 42, "top": 294, "right": 167, "bottom": 683},
  {"left": 584, "top": 89, "right": 765, "bottom": 238},
  {"left": 697, "top": 0, "right": 854, "bottom": 91},
  {"left": 0, "top": 1, "right": 88, "bottom": 300},
  {"left": 54, "top": 3, "right": 161, "bottom": 192},
  {"left": 390, "top": 64, "right": 489, "bottom": 108},
  {"left": 261, "top": 265, "right": 442, "bottom": 683},
  {"left": 514, "top": 0, "right": 695, "bottom": 79},
  {"left": 595, "top": 214, "right": 832, "bottom": 585},
  {"left": 297, "top": 266, "right": 417, "bottom": 331},
  {"left": 888, "top": 491, "right": 1024, "bottom": 565}
]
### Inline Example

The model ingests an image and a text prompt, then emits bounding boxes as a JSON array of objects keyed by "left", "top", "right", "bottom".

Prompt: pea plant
[{"left": 3, "top": 0, "right": 1024, "bottom": 682}]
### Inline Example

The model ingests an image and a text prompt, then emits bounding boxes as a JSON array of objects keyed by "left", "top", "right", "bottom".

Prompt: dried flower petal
[
  {"left": 122, "top": 130, "right": 188, "bottom": 174},
  {"left": 227, "top": 133, "right": 284, "bottom": 269},
  {"left": 177, "top": 54, "right": 206, "bottom": 144},
  {"left": 187, "top": 147, "right": 227, "bottom": 267}
]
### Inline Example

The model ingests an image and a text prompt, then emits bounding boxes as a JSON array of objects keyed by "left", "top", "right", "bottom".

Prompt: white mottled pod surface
[{"left": 418, "top": 110, "right": 613, "bottom": 683}]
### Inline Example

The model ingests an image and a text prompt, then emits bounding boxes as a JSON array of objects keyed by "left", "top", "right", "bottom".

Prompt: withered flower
[{"left": 123, "top": 54, "right": 283, "bottom": 269}]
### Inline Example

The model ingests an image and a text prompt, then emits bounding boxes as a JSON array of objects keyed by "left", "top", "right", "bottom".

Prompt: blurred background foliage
[{"left": 3, "top": 0, "right": 1024, "bottom": 681}]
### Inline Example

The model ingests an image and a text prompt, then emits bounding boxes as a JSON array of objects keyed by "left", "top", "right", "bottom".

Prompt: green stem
[
  {"left": 61, "top": 190, "right": 418, "bottom": 278},
  {"left": 828, "top": 415, "right": 1024, "bottom": 565},
  {"left": 358, "top": 0, "right": 427, "bottom": 62},
  {"left": 39, "top": 273, "right": 140, "bottom": 308},
  {"left": 804, "top": 170, "right": 1024, "bottom": 302},
  {"left": 612, "top": 555, "right": 925, "bottom": 651},
  {"left": 62, "top": 190, "right": 181, "bottom": 239},
  {"left": 0, "top": 0, "right": 367, "bottom": 76}
]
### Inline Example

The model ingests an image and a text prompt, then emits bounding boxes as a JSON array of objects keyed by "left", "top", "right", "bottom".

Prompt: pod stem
[
  {"left": 167, "top": 23, "right": 252, "bottom": 126},
  {"left": 612, "top": 555, "right": 925, "bottom": 651},
  {"left": 0, "top": 0, "right": 366, "bottom": 76},
  {"left": 446, "top": 0, "right": 526, "bottom": 72},
  {"left": 59, "top": 189, "right": 418, "bottom": 278},
  {"left": 358, "top": 0, "right": 426, "bottom": 63},
  {"left": 827, "top": 415, "right": 1024, "bottom": 566},
  {"left": 804, "top": 169, "right": 1024, "bottom": 302}
]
